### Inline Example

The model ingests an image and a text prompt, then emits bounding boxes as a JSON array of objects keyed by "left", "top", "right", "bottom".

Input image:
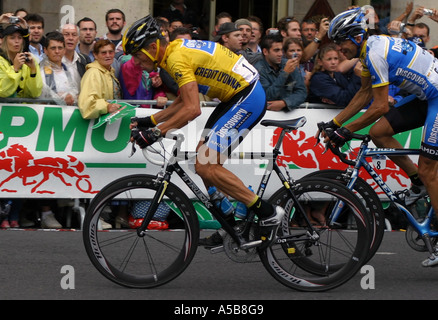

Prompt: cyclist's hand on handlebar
[
  {"left": 130, "top": 116, "right": 156, "bottom": 130},
  {"left": 326, "top": 127, "right": 353, "bottom": 147},
  {"left": 131, "top": 128, "right": 159, "bottom": 149},
  {"left": 315, "top": 120, "right": 340, "bottom": 143}
]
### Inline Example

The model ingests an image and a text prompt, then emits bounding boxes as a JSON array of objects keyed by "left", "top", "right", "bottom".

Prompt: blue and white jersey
[{"left": 360, "top": 35, "right": 438, "bottom": 100}]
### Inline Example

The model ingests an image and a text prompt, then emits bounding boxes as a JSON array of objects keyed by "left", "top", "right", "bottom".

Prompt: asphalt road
[{"left": 1, "top": 229, "right": 438, "bottom": 302}]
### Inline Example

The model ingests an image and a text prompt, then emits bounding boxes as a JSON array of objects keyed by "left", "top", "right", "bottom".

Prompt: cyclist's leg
[
  {"left": 415, "top": 97, "right": 438, "bottom": 266},
  {"left": 418, "top": 156, "right": 438, "bottom": 214},
  {"left": 370, "top": 117, "right": 419, "bottom": 176},
  {"left": 195, "top": 81, "right": 266, "bottom": 204},
  {"left": 370, "top": 96, "right": 428, "bottom": 203},
  {"left": 418, "top": 97, "right": 438, "bottom": 216},
  {"left": 195, "top": 81, "right": 284, "bottom": 225}
]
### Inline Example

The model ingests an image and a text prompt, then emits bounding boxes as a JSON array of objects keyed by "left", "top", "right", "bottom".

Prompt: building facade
[{"left": 1, "top": 0, "right": 437, "bottom": 45}]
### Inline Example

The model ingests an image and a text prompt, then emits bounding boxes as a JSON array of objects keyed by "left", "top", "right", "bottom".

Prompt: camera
[
  {"left": 389, "top": 23, "right": 406, "bottom": 35},
  {"left": 292, "top": 52, "right": 299, "bottom": 59},
  {"left": 23, "top": 53, "right": 30, "bottom": 62},
  {"left": 9, "top": 16, "right": 20, "bottom": 24},
  {"left": 423, "top": 8, "right": 434, "bottom": 16}
]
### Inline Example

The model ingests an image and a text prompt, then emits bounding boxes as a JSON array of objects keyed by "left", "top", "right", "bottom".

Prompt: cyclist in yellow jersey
[{"left": 123, "top": 16, "right": 285, "bottom": 248}]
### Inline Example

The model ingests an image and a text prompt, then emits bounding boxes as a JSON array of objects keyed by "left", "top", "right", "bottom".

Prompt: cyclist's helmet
[
  {"left": 122, "top": 15, "right": 160, "bottom": 55},
  {"left": 328, "top": 7, "right": 368, "bottom": 45}
]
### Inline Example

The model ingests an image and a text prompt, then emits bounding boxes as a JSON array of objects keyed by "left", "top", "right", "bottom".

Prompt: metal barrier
[{"left": 0, "top": 97, "right": 345, "bottom": 110}]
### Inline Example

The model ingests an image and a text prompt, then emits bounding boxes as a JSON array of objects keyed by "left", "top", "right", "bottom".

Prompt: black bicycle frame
[{"left": 136, "top": 128, "right": 315, "bottom": 246}]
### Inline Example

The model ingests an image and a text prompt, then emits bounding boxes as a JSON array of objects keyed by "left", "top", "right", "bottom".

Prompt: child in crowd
[{"left": 308, "top": 43, "right": 361, "bottom": 107}]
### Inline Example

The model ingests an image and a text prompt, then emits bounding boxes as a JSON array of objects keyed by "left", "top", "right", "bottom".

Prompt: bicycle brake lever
[
  {"left": 129, "top": 127, "right": 138, "bottom": 158},
  {"left": 129, "top": 142, "right": 137, "bottom": 158},
  {"left": 322, "top": 143, "right": 330, "bottom": 155},
  {"left": 314, "top": 130, "right": 321, "bottom": 147}
]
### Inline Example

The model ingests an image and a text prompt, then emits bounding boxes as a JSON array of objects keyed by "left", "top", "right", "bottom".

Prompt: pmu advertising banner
[{"left": 0, "top": 103, "right": 422, "bottom": 199}]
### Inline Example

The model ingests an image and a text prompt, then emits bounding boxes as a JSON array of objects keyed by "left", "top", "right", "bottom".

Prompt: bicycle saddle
[{"left": 260, "top": 116, "right": 307, "bottom": 130}]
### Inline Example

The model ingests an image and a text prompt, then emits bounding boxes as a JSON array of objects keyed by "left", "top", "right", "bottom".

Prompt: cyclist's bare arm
[
  {"left": 152, "top": 81, "right": 202, "bottom": 135},
  {"left": 333, "top": 76, "right": 373, "bottom": 126},
  {"left": 343, "top": 84, "right": 390, "bottom": 133}
]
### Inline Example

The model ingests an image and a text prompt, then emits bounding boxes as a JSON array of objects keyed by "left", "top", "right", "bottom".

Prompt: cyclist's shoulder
[{"left": 365, "top": 35, "right": 391, "bottom": 49}]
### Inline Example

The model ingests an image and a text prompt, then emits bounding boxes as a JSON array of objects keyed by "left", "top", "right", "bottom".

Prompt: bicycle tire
[
  {"left": 260, "top": 177, "right": 372, "bottom": 292},
  {"left": 303, "top": 169, "right": 385, "bottom": 263},
  {"left": 83, "top": 174, "right": 200, "bottom": 289}
]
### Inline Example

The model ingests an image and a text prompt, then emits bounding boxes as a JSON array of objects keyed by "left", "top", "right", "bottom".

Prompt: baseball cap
[
  {"left": 0, "top": 24, "right": 29, "bottom": 38},
  {"left": 214, "top": 22, "right": 239, "bottom": 41},
  {"left": 235, "top": 19, "right": 252, "bottom": 29}
]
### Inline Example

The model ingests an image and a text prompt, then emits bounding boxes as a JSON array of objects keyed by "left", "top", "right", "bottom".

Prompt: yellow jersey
[{"left": 160, "top": 39, "right": 259, "bottom": 102}]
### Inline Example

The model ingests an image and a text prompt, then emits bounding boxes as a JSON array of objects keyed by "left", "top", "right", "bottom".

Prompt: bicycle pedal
[{"left": 210, "top": 245, "right": 224, "bottom": 254}]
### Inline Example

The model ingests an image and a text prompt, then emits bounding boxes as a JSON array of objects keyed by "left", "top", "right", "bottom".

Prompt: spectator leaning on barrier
[
  {"left": 78, "top": 39, "right": 121, "bottom": 119},
  {"left": 254, "top": 33, "right": 307, "bottom": 111},
  {"left": 40, "top": 31, "right": 79, "bottom": 105},
  {"left": 0, "top": 16, "right": 42, "bottom": 98}
]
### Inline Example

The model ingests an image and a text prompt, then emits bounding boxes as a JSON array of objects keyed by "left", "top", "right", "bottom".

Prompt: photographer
[
  {"left": 0, "top": 14, "right": 42, "bottom": 98},
  {"left": 254, "top": 33, "right": 307, "bottom": 111}
]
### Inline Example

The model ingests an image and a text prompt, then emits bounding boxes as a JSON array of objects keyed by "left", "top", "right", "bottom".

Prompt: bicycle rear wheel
[
  {"left": 83, "top": 174, "right": 199, "bottom": 288},
  {"left": 303, "top": 169, "right": 385, "bottom": 263},
  {"left": 260, "top": 178, "right": 371, "bottom": 292}
]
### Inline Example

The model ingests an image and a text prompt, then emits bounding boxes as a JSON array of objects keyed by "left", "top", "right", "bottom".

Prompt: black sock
[
  {"left": 249, "top": 197, "right": 274, "bottom": 219},
  {"left": 409, "top": 173, "right": 423, "bottom": 186}
]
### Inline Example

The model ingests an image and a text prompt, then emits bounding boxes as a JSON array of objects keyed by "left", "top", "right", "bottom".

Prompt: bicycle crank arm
[{"left": 210, "top": 246, "right": 224, "bottom": 254}]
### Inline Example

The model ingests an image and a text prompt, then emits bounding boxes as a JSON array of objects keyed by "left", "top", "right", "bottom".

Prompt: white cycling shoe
[
  {"left": 257, "top": 206, "right": 286, "bottom": 248},
  {"left": 259, "top": 206, "right": 286, "bottom": 227},
  {"left": 422, "top": 252, "right": 438, "bottom": 267}
]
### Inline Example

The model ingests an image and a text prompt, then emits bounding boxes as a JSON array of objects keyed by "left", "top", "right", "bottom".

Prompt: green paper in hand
[{"left": 92, "top": 101, "right": 138, "bottom": 129}]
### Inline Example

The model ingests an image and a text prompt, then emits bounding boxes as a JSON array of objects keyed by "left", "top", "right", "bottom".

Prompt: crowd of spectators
[{"left": 0, "top": 1, "right": 438, "bottom": 228}]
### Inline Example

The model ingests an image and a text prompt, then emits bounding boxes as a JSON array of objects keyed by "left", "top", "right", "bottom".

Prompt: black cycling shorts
[
  {"left": 384, "top": 95, "right": 438, "bottom": 160},
  {"left": 384, "top": 95, "right": 428, "bottom": 134}
]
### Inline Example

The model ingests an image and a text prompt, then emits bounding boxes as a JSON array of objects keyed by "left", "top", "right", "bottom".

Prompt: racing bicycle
[
  {"left": 82, "top": 117, "right": 372, "bottom": 292},
  {"left": 307, "top": 125, "right": 436, "bottom": 262}
]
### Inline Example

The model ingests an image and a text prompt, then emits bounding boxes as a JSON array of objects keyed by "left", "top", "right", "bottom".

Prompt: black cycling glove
[
  {"left": 131, "top": 128, "right": 159, "bottom": 149},
  {"left": 327, "top": 127, "right": 353, "bottom": 147},
  {"left": 319, "top": 119, "right": 340, "bottom": 134},
  {"left": 131, "top": 116, "right": 156, "bottom": 129}
]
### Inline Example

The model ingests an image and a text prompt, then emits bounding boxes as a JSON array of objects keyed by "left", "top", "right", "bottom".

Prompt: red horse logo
[
  {"left": 272, "top": 128, "right": 410, "bottom": 194},
  {"left": 0, "top": 144, "right": 97, "bottom": 195}
]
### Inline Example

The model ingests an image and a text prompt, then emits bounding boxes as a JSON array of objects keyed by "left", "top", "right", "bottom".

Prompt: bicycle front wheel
[
  {"left": 83, "top": 175, "right": 200, "bottom": 289},
  {"left": 261, "top": 178, "right": 372, "bottom": 292}
]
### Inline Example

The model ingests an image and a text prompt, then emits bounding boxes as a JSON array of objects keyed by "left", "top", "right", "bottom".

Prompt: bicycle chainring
[
  {"left": 223, "top": 223, "right": 258, "bottom": 263},
  {"left": 406, "top": 224, "right": 438, "bottom": 252}
]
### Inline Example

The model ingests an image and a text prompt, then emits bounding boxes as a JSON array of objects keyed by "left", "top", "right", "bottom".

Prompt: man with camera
[{"left": 254, "top": 33, "right": 306, "bottom": 111}]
